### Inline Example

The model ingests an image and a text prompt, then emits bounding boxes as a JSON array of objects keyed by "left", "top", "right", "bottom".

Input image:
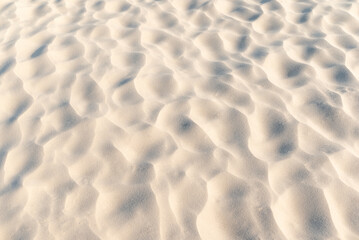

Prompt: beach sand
[{"left": 1, "top": 0, "right": 359, "bottom": 239}]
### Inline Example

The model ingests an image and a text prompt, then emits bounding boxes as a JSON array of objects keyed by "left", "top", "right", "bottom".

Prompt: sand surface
[{"left": 1, "top": 0, "right": 359, "bottom": 239}]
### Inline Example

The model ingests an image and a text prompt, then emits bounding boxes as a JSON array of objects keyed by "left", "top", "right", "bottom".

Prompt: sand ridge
[{"left": 1, "top": 0, "right": 359, "bottom": 239}]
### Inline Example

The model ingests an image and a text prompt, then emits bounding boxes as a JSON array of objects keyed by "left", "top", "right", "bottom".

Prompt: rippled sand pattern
[{"left": 1, "top": 0, "right": 359, "bottom": 239}]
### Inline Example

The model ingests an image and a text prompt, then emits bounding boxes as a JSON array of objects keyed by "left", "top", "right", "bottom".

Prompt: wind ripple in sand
[{"left": 1, "top": 0, "right": 359, "bottom": 239}]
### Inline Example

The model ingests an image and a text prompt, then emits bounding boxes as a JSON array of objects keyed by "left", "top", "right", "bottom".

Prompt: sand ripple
[{"left": 1, "top": 0, "right": 359, "bottom": 239}]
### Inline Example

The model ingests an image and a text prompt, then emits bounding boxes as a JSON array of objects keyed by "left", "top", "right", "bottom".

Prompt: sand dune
[{"left": 1, "top": 0, "right": 359, "bottom": 239}]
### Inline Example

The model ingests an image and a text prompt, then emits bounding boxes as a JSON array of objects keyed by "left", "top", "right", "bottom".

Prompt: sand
[{"left": 1, "top": 0, "right": 359, "bottom": 239}]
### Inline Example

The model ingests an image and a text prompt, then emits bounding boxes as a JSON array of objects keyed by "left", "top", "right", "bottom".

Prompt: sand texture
[{"left": 1, "top": 0, "right": 359, "bottom": 239}]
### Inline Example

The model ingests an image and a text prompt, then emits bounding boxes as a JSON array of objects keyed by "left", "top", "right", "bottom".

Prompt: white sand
[{"left": 1, "top": 0, "right": 359, "bottom": 239}]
